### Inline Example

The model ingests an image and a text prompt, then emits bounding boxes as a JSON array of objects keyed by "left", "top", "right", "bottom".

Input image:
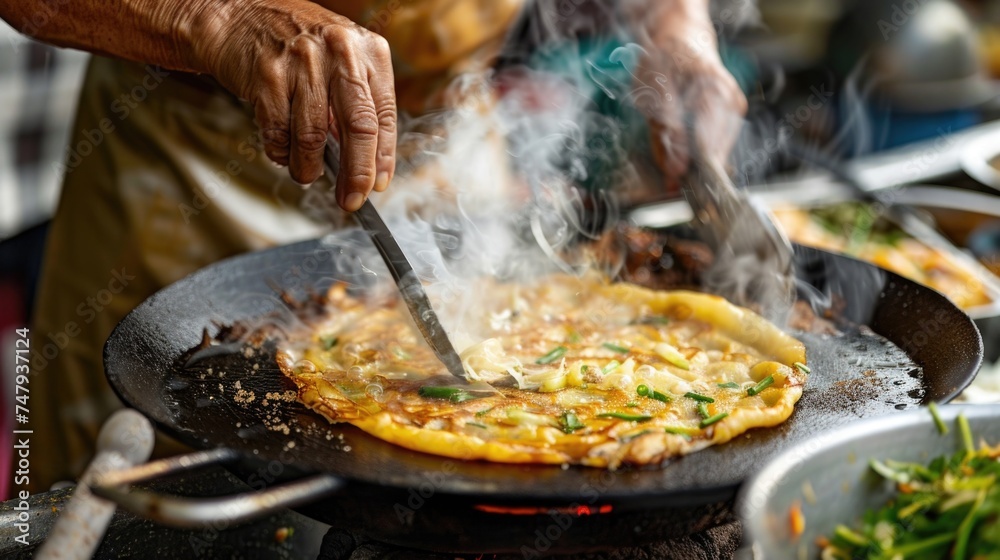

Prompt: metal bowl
[
  {"left": 737, "top": 404, "right": 1000, "bottom": 559},
  {"left": 629, "top": 185, "right": 1000, "bottom": 320},
  {"left": 961, "top": 132, "right": 1000, "bottom": 191}
]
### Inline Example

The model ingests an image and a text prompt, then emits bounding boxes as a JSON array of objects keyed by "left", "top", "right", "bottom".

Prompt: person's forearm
[
  {"left": 621, "top": 0, "right": 714, "bottom": 47},
  {"left": 0, "top": 0, "right": 214, "bottom": 72},
  {"left": 3, "top": 0, "right": 399, "bottom": 210}
]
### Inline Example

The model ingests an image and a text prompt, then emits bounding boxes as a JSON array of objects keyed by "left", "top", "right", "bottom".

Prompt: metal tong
[
  {"left": 680, "top": 125, "right": 796, "bottom": 314},
  {"left": 322, "top": 137, "right": 466, "bottom": 379}
]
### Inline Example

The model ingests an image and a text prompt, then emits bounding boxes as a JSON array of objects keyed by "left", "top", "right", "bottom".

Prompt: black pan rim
[{"left": 102, "top": 236, "right": 983, "bottom": 504}]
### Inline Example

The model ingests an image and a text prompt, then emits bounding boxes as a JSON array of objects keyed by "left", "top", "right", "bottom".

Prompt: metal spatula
[
  {"left": 323, "top": 138, "right": 467, "bottom": 379},
  {"left": 680, "top": 127, "right": 795, "bottom": 314}
]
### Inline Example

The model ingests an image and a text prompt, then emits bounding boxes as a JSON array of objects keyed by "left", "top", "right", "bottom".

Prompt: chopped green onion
[
  {"left": 536, "top": 346, "right": 568, "bottom": 365},
  {"left": 320, "top": 335, "right": 338, "bottom": 350},
  {"left": 602, "top": 342, "right": 630, "bottom": 354},
  {"left": 559, "top": 411, "right": 585, "bottom": 433},
  {"left": 696, "top": 402, "right": 710, "bottom": 419},
  {"left": 699, "top": 412, "right": 728, "bottom": 428},
  {"left": 467, "top": 422, "right": 488, "bottom": 429},
  {"left": 475, "top": 407, "right": 494, "bottom": 417},
  {"left": 897, "top": 496, "right": 936, "bottom": 519},
  {"left": 928, "top": 402, "right": 948, "bottom": 435},
  {"left": 684, "top": 392, "right": 714, "bottom": 403},
  {"left": 418, "top": 386, "right": 462, "bottom": 399},
  {"left": 418, "top": 386, "right": 482, "bottom": 403},
  {"left": 870, "top": 459, "right": 912, "bottom": 484},
  {"left": 636, "top": 316, "right": 670, "bottom": 325},
  {"left": 637, "top": 384, "right": 671, "bottom": 403},
  {"left": 649, "top": 389, "right": 671, "bottom": 403},
  {"left": 625, "top": 402, "right": 639, "bottom": 408},
  {"left": 822, "top": 408, "right": 997, "bottom": 559},
  {"left": 597, "top": 412, "right": 652, "bottom": 422},
  {"left": 664, "top": 426, "right": 697, "bottom": 440},
  {"left": 957, "top": 413, "right": 974, "bottom": 454},
  {"left": 602, "top": 360, "right": 621, "bottom": 374},
  {"left": 834, "top": 525, "right": 870, "bottom": 548},
  {"left": 567, "top": 330, "right": 582, "bottom": 344},
  {"left": 953, "top": 488, "right": 987, "bottom": 560},
  {"left": 620, "top": 429, "right": 652, "bottom": 442},
  {"left": 885, "top": 533, "right": 957, "bottom": 556},
  {"left": 654, "top": 343, "right": 690, "bottom": 370},
  {"left": 716, "top": 382, "right": 740, "bottom": 389},
  {"left": 846, "top": 208, "right": 875, "bottom": 255},
  {"left": 747, "top": 376, "right": 774, "bottom": 396},
  {"left": 793, "top": 362, "right": 811, "bottom": 374}
]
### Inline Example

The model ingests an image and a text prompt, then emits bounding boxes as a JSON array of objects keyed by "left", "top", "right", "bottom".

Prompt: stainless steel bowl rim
[{"left": 737, "top": 403, "right": 1000, "bottom": 554}]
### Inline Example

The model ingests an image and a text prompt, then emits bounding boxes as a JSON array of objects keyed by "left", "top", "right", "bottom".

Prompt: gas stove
[{"left": 1, "top": 467, "right": 744, "bottom": 559}]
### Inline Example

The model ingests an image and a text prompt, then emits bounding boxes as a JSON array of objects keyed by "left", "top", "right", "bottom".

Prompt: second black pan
[{"left": 102, "top": 232, "right": 981, "bottom": 529}]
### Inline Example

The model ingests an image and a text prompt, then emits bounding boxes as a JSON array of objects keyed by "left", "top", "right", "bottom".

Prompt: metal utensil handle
[
  {"left": 35, "top": 409, "right": 155, "bottom": 559},
  {"left": 89, "top": 448, "right": 344, "bottom": 529},
  {"left": 321, "top": 133, "right": 467, "bottom": 379}
]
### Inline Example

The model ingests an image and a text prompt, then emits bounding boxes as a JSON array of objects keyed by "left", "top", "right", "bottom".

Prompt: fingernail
[
  {"left": 344, "top": 192, "right": 366, "bottom": 212},
  {"left": 374, "top": 171, "right": 389, "bottom": 192}
]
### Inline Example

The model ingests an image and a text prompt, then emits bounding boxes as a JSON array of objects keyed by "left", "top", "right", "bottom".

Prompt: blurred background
[
  {"left": 0, "top": 1, "right": 999, "bottom": 553},
  {"left": 2, "top": 0, "right": 1000, "bottom": 396}
]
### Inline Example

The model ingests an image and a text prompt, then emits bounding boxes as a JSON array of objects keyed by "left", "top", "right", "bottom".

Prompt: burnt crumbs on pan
[{"left": 277, "top": 275, "right": 808, "bottom": 468}]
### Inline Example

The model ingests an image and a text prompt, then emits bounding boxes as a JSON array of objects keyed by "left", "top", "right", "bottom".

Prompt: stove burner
[
  {"left": 2, "top": 467, "right": 744, "bottom": 559},
  {"left": 316, "top": 521, "right": 742, "bottom": 560}
]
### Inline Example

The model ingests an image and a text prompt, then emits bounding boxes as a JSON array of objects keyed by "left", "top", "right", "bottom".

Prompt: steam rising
[
  {"left": 311, "top": 1, "right": 804, "bottom": 354},
  {"left": 314, "top": 65, "right": 634, "bottom": 351}
]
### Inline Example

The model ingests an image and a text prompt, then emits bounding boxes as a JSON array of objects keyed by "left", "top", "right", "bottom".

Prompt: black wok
[{"left": 99, "top": 232, "right": 982, "bottom": 553}]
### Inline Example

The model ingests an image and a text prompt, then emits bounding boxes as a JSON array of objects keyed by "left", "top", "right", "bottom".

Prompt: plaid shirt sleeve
[{"left": 0, "top": 22, "right": 89, "bottom": 240}]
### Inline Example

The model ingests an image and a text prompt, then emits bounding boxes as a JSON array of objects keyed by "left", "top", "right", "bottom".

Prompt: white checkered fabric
[{"left": 0, "top": 22, "right": 88, "bottom": 239}]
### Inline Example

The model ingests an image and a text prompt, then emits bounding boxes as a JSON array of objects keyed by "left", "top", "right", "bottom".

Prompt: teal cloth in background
[{"left": 521, "top": 36, "right": 754, "bottom": 191}]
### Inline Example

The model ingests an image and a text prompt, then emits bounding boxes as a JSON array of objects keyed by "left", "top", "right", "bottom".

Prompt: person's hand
[
  {"left": 193, "top": 0, "right": 396, "bottom": 211},
  {"left": 623, "top": 0, "right": 747, "bottom": 187}
]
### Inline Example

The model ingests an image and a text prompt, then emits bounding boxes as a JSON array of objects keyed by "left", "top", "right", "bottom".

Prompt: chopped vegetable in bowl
[{"left": 820, "top": 406, "right": 999, "bottom": 559}]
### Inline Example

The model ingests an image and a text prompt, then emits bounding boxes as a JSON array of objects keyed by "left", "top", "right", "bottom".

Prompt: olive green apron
[{"left": 26, "top": 0, "right": 524, "bottom": 492}]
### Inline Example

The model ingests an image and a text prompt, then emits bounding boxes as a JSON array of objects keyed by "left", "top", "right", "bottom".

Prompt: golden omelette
[{"left": 277, "top": 275, "right": 808, "bottom": 468}]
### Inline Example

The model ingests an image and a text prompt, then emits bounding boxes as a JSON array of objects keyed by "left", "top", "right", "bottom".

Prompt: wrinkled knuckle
[
  {"left": 289, "top": 36, "right": 321, "bottom": 63},
  {"left": 376, "top": 106, "right": 396, "bottom": 130},
  {"left": 295, "top": 127, "right": 327, "bottom": 152},
  {"left": 346, "top": 109, "right": 379, "bottom": 137},
  {"left": 262, "top": 127, "right": 291, "bottom": 148},
  {"left": 368, "top": 34, "right": 391, "bottom": 59},
  {"left": 321, "top": 26, "right": 352, "bottom": 57}
]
